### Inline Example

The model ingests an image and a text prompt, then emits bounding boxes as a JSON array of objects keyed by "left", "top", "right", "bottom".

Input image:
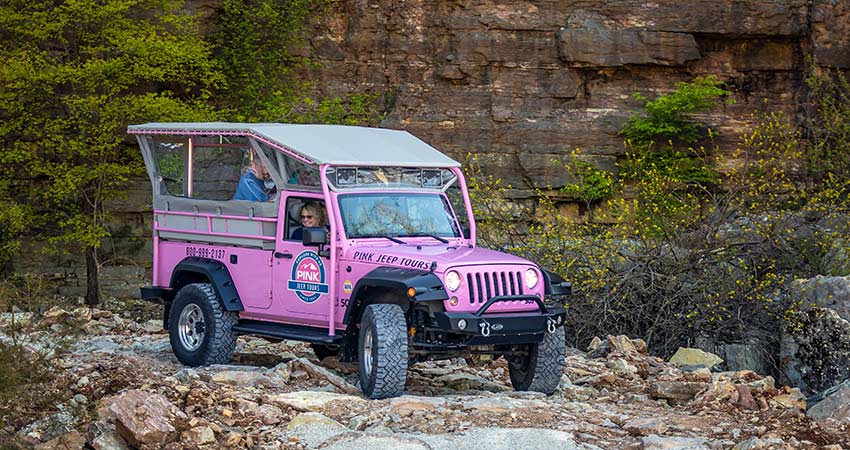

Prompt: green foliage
[
  {"left": 0, "top": 341, "right": 56, "bottom": 430},
  {"left": 214, "top": 0, "right": 382, "bottom": 125},
  {"left": 0, "top": 186, "right": 29, "bottom": 274},
  {"left": 621, "top": 75, "right": 731, "bottom": 147},
  {"left": 293, "top": 93, "right": 383, "bottom": 126},
  {"left": 468, "top": 72, "right": 850, "bottom": 361},
  {"left": 805, "top": 66, "right": 850, "bottom": 182},
  {"left": 214, "top": 0, "right": 321, "bottom": 120},
  {"left": 469, "top": 108, "right": 850, "bottom": 358},
  {"left": 0, "top": 0, "right": 221, "bottom": 303},
  {"left": 559, "top": 150, "right": 615, "bottom": 213}
]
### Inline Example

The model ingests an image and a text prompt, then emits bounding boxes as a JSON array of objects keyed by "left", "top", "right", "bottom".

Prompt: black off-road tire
[
  {"left": 311, "top": 343, "right": 340, "bottom": 360},
  {"left": 358, "top": 304, "right": 408, "bottom": 399},
  {"left": 508, "top": 326, "right": 566, "bottom": 394},
  {"left": 168, "top": 283, "right": 237, "bottom": 366}
]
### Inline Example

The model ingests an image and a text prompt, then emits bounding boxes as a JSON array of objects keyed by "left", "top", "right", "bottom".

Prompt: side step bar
[{"left": 232, "top": 320, "right": 343, "bottom": 344}]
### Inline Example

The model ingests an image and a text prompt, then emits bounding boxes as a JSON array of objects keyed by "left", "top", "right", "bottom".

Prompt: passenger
[
  {"left": 291, "top": 201, "right": 328, "bottom": 240},
  {"left": 234, "top": 152, "right": 271, "bottom": 201}
]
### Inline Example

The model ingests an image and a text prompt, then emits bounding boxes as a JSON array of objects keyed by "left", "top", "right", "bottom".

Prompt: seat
[{"left": 288, "top": 200, "right": 304, "bottom": 239}]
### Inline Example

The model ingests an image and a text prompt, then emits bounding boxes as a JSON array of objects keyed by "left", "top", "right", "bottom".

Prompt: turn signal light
[
  {"left": 407, "top": 287, "right": 417, "bottom": 297},
  {"left": 449, "top": 296, "right": 459, "bottom": 306}
]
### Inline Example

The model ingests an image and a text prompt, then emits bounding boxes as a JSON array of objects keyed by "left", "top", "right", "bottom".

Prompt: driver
[
  {"left": 291, "top": 201, "right": 328, "bottom": 240},
  {"left": 234, "top": 151, "right": 272, "bottom": 201}
]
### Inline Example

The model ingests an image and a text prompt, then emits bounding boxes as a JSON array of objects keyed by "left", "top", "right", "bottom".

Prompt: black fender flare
[
  {"left": 542, "top": 269, "right": 572, "bottom": 296},
  {"left": 170, "top": 257, "right": 244, "bottom": 312},
  {"left": 343, "top": 267, "right": 448, "bottom": 325}
]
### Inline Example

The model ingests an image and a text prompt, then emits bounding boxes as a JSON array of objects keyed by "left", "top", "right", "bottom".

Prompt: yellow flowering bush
[{"left": 466, "top": 76, "right": 850, "bottom": 359}]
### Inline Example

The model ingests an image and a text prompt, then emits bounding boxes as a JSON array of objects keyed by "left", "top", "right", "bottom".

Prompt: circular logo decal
[
  {"left": 287, "top": 251, "right": 329, "bottom": 303},
  {"left": 343, "top": 280, "right": 353, "bottom": 294}
]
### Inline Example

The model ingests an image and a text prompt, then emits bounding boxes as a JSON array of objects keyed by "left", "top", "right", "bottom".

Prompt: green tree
[
  {"left": 621, "top": 75, "right": 730, "bottom": 147},
  {"left": 214, "top": 0, "right": 320, "bottom": 121},
  {"left": 213, "top": 0, "right": 382, "bottom": 125},
  {"left": 0, "top": 0, "right": 221, "bottom": 305}
]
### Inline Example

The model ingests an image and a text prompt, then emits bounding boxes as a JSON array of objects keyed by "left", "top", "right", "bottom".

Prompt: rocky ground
[{"left": 1, "top": 307, "right": 849, "bottom": 450}]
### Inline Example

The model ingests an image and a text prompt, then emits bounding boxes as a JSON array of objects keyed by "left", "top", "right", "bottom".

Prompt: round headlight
[
  {"left": 524, "top": 268, "right": 539, "bottom": 289},
  {"left": 445, "top": 271, "right": 461, "bottom": 291}
]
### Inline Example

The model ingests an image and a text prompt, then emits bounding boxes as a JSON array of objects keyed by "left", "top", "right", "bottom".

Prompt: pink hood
[{"left": 340, "top": 242, "right": 535, "bottom": 273}]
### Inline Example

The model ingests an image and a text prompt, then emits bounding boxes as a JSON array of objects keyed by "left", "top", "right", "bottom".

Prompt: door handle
[{"left": 274, "top": 251, "right": 292, "bottom": 259}]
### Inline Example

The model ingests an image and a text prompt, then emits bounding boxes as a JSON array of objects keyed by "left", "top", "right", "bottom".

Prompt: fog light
[
  {"left": 449, "top": 296, "right": 459, "bottom": 306},
  {"left": 457, "top": 319, "right": 467, "bottom": 330}
]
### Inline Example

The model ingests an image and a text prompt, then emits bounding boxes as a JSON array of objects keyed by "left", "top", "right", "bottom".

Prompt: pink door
[{"left": 271, "top": 194, "right": 331, "bottom": 322}]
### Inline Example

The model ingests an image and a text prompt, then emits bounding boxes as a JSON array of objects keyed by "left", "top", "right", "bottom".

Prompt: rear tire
[
  {"left": 168, "top": 283, "right": 237, "bottom": 366},
  {"left": 358, "top": 304, "right": 408, "bottom": 399},
  {"left": 508, "top": 326, "right": 566, "bottom": 394}
]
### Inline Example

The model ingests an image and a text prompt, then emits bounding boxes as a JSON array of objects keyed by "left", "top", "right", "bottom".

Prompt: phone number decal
[{"left": 185, "top": 246, "right": 226, "bottom": 260}]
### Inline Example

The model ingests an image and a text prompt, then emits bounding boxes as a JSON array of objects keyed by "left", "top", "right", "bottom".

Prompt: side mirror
[{"left": 302, "top": 227, "right": 329, "bottom": 246}]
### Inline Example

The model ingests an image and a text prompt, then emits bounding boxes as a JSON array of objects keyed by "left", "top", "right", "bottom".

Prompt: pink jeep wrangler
[{"left": 130, "top": 122, "right": 570, "bottom": 399}]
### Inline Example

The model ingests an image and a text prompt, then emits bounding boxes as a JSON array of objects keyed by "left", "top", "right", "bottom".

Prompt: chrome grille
[{"left": 466, "top": 270, "right": 524, "bottom": 304}]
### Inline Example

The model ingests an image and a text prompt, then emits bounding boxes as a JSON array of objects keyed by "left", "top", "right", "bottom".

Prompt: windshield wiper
[
  {"left": 405, "top": 234, "right": 449, "bottom": 244},
  {"left": 364, "top": 235, "right": 405, "bottom": 244}
]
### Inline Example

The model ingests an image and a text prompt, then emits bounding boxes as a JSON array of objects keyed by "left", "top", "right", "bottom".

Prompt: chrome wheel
[
  {"left": 362, "top": 325, "right": 374, "bottom": 378},
  {"left": 178, "top": 304, "right": 205, "bottom": 351}
]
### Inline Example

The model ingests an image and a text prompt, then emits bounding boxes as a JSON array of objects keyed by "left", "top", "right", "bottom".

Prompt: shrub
[{"left": 467, "top": 76, "right": 850, "bottom": 362}]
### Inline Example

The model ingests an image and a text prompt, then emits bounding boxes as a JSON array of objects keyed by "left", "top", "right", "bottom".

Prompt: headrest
[{"left": 289, "top": 201, "right": 304, "bottom": 222}]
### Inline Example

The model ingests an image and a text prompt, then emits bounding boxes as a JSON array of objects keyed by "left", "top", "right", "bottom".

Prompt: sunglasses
[{"left": 300, "top": 215, "right": 314, "bottom": 219}]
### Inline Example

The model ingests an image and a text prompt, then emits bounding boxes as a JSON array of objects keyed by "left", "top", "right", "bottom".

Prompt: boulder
[
  {"left": 416, "top": 427, "right": 583, "bottom": 450},
  {"left": 641, "top": 434, "right": 708, "bottom": 450},
  {"left": 42, "top": 307, "right": 72, "bottom": 326},
  {"left": 461, "top": 397, "right": 548, "bottom": 415},
  {"left": 210, "top": 368, "right": 268, "bottom": 386},
  {"left": 290, "top": 357, "right": 360, "bottom": 394},
  {"left": 389, "top": 396, "right": 448, "bottom": 415},
  {"left": 807, "top": 384, "right": 850, "bottom": 423},
  {"left": 791, "top": 276, "right": 850, "bottom": 318},
  {"left": 607, "top": 335, "right": 637, "bottom": 354},
  {"left": 33, "top": 431, "right": 86, "bottom": 450},
  {"left": 722, "top": 343, "right": 770, "bottom": 375},
  {"left": 266, "top": 391, "right": 366, "bottom": 412},
  {"left": 781, "top": 306, "right": 850, "bottom": 394},
  {"left": 181, "top": 426, "right": 216, "bottom": 445},
  {"left": 770, "top": 388, "right": 806, "bottom": 413},
  {"left": 91, "top": 430, "right": 129, "bottom": 450},
  {"left": 650, "top": 381, "right": 707, "bottom": 403},
  {"left": 434, "top": 372, "right": 509, "bottom": 392},
  {"left": 285, "top": 412, "right": 348, "bottom": 449},
  {"left": 99, "top": 390, "right": 187, "bottom": 447},
  {"left": 668, "top": 348, "right": 723, "bottom": 369},
  {"left": 622, "top": 418, "right": 668, "bottom": 436}
]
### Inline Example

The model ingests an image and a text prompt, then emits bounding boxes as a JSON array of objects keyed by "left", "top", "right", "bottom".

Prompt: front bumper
[
  {"left": 433, "top": 308, "right": 565, "bottom": 337},
  {"left": 424, "top": 294, "right": 566, "bottom": 346}
]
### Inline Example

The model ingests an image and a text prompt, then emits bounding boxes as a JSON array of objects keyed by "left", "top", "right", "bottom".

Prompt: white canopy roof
[{"left": 128, "top": 122, "right": 460, "bottom": 168}]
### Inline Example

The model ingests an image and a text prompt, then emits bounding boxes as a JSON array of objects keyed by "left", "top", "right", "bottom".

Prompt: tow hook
[
  {"left": 546, "top": 318, "right": 557, "bottom": 333},
  {"left": 479, "top": 320, "right": 491, "bottom": 337}
]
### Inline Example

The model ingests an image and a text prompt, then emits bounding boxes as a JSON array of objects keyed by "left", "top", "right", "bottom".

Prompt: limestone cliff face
[
  {"left": 305, "top": 0, "right": 849, "bottom": 193},
  {"left": 25, "top": 1, "right": 850, "bottom": 286}
]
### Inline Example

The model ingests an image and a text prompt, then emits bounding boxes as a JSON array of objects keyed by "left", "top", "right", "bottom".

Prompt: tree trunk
[{"left": 85, "top": 245, "right": 100, "bottom": 306}]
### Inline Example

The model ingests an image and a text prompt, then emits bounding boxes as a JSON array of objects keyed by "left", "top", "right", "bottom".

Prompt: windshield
[{"left": 338, "top": 193, "right": 461, "bottom": 239}]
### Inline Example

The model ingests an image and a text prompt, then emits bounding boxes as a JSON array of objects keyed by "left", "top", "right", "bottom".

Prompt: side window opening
[
  {"left": 150, "top": 135, "right": 284, "bottom": 202},
  {"left": 283, "top": 154, "right": 321, "bottom": 188},
  {"left": 285, "top": 197, "right": 328, "bottom": 241}
]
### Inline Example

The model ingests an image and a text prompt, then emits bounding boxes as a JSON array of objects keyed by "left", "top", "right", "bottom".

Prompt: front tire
[
  {"left": 508, "top": 326, "right": 566, "bottom": 394},
  {"left": 358, "top": 304, "right": 408, "bottom": 399},
  {"left": 168, "top": 283, "right": 237, "bottom": 366}
]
